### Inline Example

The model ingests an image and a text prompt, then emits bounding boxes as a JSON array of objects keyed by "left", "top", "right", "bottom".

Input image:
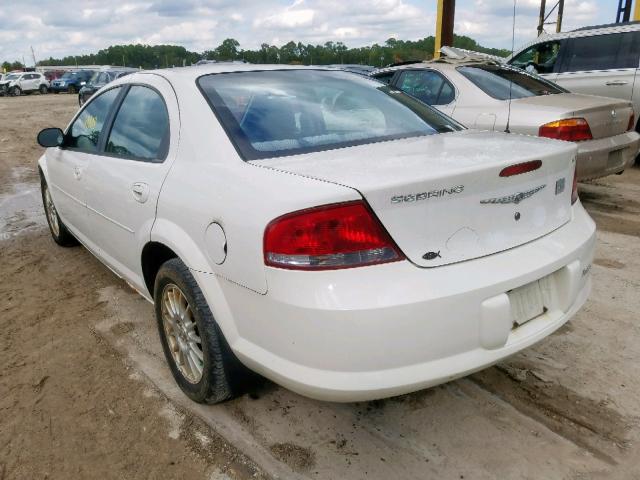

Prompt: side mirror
[{"left": 37, "top": 128, "right": 64, "bottom": 148}]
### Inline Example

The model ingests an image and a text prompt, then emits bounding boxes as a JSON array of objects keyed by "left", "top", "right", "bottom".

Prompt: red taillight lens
[
  {"left": 264, "top": 201, "right": 404, "bottom": 270},
  {"left": 571, "top": 165, "right": 578, "bottom": 205},
  {"left": 499, "top": 160, "right": 542, "bottom": 177},
  {"left": 628, "top": 113, "right": 635, "bottom": 132},
  {"left": 539, "top": 118, "right": 593, "bottom": 142}
]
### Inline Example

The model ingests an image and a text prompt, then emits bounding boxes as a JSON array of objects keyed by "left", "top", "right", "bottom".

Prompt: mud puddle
[{"left": 0, "top": 181, "right": 45, "bottom": 241}]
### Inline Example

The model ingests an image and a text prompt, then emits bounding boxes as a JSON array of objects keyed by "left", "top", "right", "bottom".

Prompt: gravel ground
[{"left": 1, "top": 94, "right": 639, "bottom": 480}]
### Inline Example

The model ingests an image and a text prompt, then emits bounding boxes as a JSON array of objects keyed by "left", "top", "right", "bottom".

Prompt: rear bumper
[
  {"left": 194, "top": 202, "right": 596, "bottom": 402},
  {"left": 576, "top": 131, "right": 639, "bottom": 181}
]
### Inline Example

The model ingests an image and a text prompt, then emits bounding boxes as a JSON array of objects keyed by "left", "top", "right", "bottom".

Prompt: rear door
[
  {"left": 81, "top": 74, "right": 178, "bottom": 291},
  {"left": 554, "top": 32, "right": 638, "bottom": 103}
]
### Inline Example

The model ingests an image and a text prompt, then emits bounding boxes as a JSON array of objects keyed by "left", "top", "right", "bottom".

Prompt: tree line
[{"left": 3, "top": 35, "right": 510, "bottom": 71}]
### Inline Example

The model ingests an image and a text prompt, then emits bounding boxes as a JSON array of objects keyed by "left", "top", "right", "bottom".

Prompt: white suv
[
  {"left": 509, "top": 22, "right": 640, "bottom": 134},
  {"left": 0, "top": 71, "right": 49, "bottom": 95}
]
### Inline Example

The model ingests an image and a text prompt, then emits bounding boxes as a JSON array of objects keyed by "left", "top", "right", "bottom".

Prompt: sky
[{"left": 0, "top": 0, "right": 614, "bottom": 65}]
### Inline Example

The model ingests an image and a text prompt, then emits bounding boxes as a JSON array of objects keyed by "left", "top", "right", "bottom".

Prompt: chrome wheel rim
[
  {"left": 44, "top": 185, "right": 60, "bottom": 237},
  {"left": 161, "top": 284, "right": 204, "bottom": 384}
]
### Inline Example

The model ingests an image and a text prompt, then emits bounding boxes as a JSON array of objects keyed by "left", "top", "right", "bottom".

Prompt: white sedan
[{"left": 36, "top": 64, "right": 595, "bottom": 403}]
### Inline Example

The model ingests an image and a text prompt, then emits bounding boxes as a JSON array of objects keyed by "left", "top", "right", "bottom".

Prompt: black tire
[
  {"left": 10, "top": 86, "right": 21, "bottom": 96},
  {"left": 40, "top": 176, "right": 78, "bottom": 247},
  {"left": 53, "top": 90, "right": 59, "bottom": 94},
  {"left": 154, "top": 258, "right": 249, "bottom": 404},
  {"left": 39, "top": 84, "right": 47, "bottom": 94},
  {"left": 68, "top": 85, "right": 76, "bottom": 94}
]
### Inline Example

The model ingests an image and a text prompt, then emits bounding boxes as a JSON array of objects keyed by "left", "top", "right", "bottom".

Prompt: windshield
[
  {"left": 457, "top": 65, "right": 566, "bottom": 100},
  {"left": 198, "top": 70, "right": 463, "bottom": 160},
  {"left": 61, "top": 72, "right": 78, "bottom": 80},
  {"left": 5, "top": 74, "right": 20, "bottom": 80}
]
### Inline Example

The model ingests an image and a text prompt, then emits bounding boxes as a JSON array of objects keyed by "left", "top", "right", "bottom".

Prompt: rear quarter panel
[{"left": 153, "top": 77, "right": 358, "bottom": 294}]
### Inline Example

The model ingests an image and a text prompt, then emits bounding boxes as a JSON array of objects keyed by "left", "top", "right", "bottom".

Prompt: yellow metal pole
[
  {"left": 634, "top": 0, "right": 640, "bottom": 20},
  {"left": 434, "top": 0, "right": 444, "bottom": 59}
]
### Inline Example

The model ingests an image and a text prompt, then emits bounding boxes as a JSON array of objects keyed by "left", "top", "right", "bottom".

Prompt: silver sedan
[{"left": 372, "top": 57, "right": 640, "bottom": 181}]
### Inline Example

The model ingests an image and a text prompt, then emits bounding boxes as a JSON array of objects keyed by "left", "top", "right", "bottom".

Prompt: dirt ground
[{"left": 1, "top": 94, "right": 640, "bottom": 480}]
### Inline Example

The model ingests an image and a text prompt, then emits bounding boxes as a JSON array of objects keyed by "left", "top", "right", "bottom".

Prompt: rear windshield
[
  {"left": 457, "top": 65, "right": 566, "bottom": 100},
  {"left": 197, "top": 69, "right": 463, "bottom": 160}
]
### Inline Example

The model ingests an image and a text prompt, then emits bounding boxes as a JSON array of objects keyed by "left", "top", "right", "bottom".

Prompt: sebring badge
[{"left": 480, "top": 185, "right": 546, "bottom": 205}]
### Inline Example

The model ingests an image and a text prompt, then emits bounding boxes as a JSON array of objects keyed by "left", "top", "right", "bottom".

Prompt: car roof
[
  {"left": 511, "top": 21, "right": 640, "bottom": 58},
  {"left": 147, "top": 63, "right": 337, "bottom": 83}
]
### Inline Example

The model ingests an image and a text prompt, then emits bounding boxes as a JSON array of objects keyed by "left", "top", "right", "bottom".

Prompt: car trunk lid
[
  {"left": 255, "top": 130, "right": 577, "bottom": 268},
  {"left": 512, "top": 93, "right": 633, "bottom": 139}
]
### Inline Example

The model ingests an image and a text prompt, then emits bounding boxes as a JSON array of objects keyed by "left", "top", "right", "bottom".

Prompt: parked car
[
  {"left": 0, "top": 72, "right": 49, "bottom": 96},
  {"left": 371, "top": 54, "right": 640, "bottom": 181},
  {"left": 508, "top": 21, "right": 640, "bottom": 132},
  {"left": 36, "top": 65, "right": 595, "bottom": 404},
  {"left": 50, "top": 69, "right": 95, "bottom": 94},
  {"left": 78, "top": 69, "right": 136, "bottom": 105}
]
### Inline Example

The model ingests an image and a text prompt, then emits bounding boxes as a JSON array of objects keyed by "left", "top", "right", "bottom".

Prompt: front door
[
  {"left": 81, "top": 74, "right": 178, "bottom": 292},
  {"left": 45, "top": 87, "right": 122, "bottom": 236}
]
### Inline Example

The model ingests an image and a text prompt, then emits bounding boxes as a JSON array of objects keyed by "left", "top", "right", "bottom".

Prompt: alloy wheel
[
  {"left": 161, "top": 284, "right": 204, "bottom": 383},
  {"left": 44, "top": 185, "right": 60, "bottom": 237}
]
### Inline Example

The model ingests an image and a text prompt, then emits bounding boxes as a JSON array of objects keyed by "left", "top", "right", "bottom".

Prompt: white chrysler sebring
[{"left": 36, "top": 65, "right": 595, "bottom": 403}]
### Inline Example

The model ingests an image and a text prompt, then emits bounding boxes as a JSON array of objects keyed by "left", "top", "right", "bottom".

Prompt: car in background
[
  {"left": 36, "top": 65, "right": 594, "bottom": 404},
  {"left": 50, "top": 70, "right": 95, "bottom": 94},
  {"left": 508, "top": 21, "right": 640, "bottom": 135},
  {"left": 0, "top": 72, "right": 49, "bottom": 96},
  {"left": 371, "top": 52, "right": 640, "bottom": 181},
  {"left": 78, "top": 68, "right": 136, "bottom": 105}
]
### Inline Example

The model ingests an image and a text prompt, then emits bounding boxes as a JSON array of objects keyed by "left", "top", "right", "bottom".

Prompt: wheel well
[{"left": 141, "top": 242, "right": 178, "bottom": 297}]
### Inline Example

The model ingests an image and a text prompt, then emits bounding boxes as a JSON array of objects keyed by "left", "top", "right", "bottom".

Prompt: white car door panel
[
  {"left": 82, "top": 74, "right": 179, "bottom": 291},
  {"left": 45, "top": 87, "right": 122, "bottom": 234},
  {"left": 555, "top": 69, "right": 636, "bottom": 104},
  {"left": 45, "top": 147, "right": 89, "bottom": 232}
]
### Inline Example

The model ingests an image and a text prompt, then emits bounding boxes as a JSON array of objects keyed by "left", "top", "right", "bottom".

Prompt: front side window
[
  {"left": 66, "top": 87, "right": 121, "bottom": 152},
  {"left": 198, "top": 70, "right": 462, "bottom": 161},
  {"left": 457, "top": 65, "right": 566, "bottom": 100},
  {"left": 562, "top": 32, "right": 638, "bottom": 72},
  {"left": 397, "top": 70, "right": 455, "bottom": 105},
  {"left": 510, "top": 41, "right": 562, "bottom": 74},
  {"left": 105, "top": 86, "right": 169, "bottom": 162}
]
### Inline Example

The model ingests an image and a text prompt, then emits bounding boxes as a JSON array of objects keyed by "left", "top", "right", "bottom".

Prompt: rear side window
[
  {"left": 457, "top": 65, "right": 566, "bottom": 100},
  {"left": 198, "top": 70, "right": 463, "bottom": 161},
  {"left": 562, "top": 32, "right": 639, "bottom": 72},
  {"left": 66, "top": 87, "right": 121, "bottom": 152},
  {"left": 397, "top": 70, "right": 455, "bottom": 105},
  {"left": 372, "top": 71, "right": 395, "bottom": 84},
  {"left": 105, "top": 85, "right": 169, "bottom": 162}
]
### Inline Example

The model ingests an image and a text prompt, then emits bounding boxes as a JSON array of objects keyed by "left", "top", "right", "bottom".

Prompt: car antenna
[{"left": 505, "top": 0, "right": 517, "bottom": 134}]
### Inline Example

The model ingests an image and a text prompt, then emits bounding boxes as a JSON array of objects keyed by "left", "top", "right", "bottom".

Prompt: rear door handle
[
  {"left": 131, "top": 182, "right": 149, "bottom": 203},
  {"left": 606, "top": 80, "right": 628, "bottom": 86}
]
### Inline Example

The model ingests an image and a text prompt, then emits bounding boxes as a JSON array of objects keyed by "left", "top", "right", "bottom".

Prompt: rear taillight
[
  {"left": 539, "top": 118, "right": 593, "bottom": 142},
  {"left": 264, "top": 201, "right": 404, "bottom": 270},
  {"left": 628, "top": 113, "right": 635, "bottom": 132},
  {"left": 571, "top": 165, "right": 578, "bottom": 205}
]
